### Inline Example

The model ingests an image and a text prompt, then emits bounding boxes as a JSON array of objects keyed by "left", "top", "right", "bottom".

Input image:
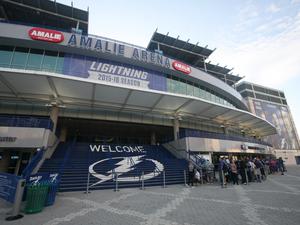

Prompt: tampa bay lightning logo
[{"left": 89, "top": 155, "right": 164, "bottom": 187}]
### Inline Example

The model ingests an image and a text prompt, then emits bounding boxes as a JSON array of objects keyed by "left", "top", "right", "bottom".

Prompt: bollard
[
  {"left": 5, "top": 179, "right": 25, "bottom": 221},
  {"left": 163, "top": 170, "right": 166, "bottom": 188},
  {"left": 245, "top": 169, "right": 249, "bottom": 185},
  {"left": 114, "top": 173, "right": 119, "bottom": 192},
  {"left": 184, "top": 170, "right": 187, "bottom": 187},
  {"left": 140, "top": 172, "right": 145, "bottom": 190},
  {"left": 85, "top": 172, "right": 91, "bottom": 194}
]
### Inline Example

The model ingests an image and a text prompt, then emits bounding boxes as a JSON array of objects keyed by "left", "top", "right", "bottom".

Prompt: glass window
[
  {"left": 11, "top": 47, "right": 29, "bottom": 69},
  {"left": 200, "top": 88, "right": 206, "bottom": 99},
  {"left": 205, "top": 89, "right": 211, "bottom": 100},
  {"left": 210, "top": 91, "right": 216, "bottom": 102},
  {"left": 173, "top": 79, "right": 181, "bottom": 94},
  {"left": 0, "top": 46, "right": 14, "bottom": 67},
  {"left": 42, "top": 51, "right": 58, "bottom": 72},
  {"left": 187, "top": 82, "right": 194, "bottom": 96},
  {"left": 167, "top": 78, "right": 173, "bottom": 93},
  {"left": 55, "top": 52, "right": 65, "bottom": 73},
  {"left": 178, "top": 79, "right": 186, "bottom": 95},
  {"left": 219, "top": 97, "right": 224, "bottom": 105},
  {"left": 27, "top": 49, "right": 44, "bottom": 70},
  {"left": 193, "top": 86, "right": 201, "bottom": 98}
]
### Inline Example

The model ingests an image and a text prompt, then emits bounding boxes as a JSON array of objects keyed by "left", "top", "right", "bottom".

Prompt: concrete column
[
  {"left": 150, "top": 131, "right": 156, "bottom": 145},
  {"left": 173, "top": 118, "right": 180, "bottom": 141},
  {"left": 50, "top": 106, "right": 59, "bottom": 134},
  {"left": 222, "top": 126, "right": 228, "bottom": 134},
  {"left": 60, "top": 127, "right": 68, "bottom": 142}
]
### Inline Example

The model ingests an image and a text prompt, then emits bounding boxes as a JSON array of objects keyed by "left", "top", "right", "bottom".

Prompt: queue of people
[{"left": 187, "top": 156, "right": 286, "bottom": 187}]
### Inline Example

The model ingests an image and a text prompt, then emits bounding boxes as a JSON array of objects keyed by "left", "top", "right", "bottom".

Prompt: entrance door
[
  {"left": 18, "top": 152, "right": 31, "bottom": 175},
  {"left": 7, "top": 151, "right": 19, "bottom": 174}
]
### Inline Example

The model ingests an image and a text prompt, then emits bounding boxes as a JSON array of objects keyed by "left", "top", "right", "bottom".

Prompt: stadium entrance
[
  {"left": 58, "top": 118, "right": 173, "bottom": 145},
  {"left": 0, "top": 149, "right": 33, "bottom": 175},
  {"left": 211, "top": 152, "right": 273, "bottom": 164}
]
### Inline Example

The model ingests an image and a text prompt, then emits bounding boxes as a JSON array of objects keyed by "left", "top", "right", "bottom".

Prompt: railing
[
  {"left": 85, "top": 169, "right": 190, "bottom": 193},
  {"left": 21, "top": 147, "right": 45, "bottom": 179}
]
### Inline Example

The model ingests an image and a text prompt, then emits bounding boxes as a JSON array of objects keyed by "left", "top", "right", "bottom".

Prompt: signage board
[
  {"left": 0, "top": 173, "right": 19, "bottom": 203},
  {"left": 172, "top": 61, "right": 191, "bottom": 74},
  {"left": 29, "top": 27, "right": 64, "bottom": 43}
]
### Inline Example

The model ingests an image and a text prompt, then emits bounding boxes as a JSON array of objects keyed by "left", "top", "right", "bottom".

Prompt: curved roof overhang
[
  {"left": 0, "top": 68, "right": 277, "bottom": 137},
  {"left": 0, "top": 22, "right": 247, "bottom": 110}
]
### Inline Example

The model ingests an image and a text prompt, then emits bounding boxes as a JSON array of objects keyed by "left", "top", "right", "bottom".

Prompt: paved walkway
[{"left": 1, "top": 166, "right": 300, "bottom": 225}]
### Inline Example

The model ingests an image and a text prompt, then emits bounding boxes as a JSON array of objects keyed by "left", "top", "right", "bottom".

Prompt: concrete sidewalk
[{"left": 1, "top": 166, "right": 300, "bottom": 225}]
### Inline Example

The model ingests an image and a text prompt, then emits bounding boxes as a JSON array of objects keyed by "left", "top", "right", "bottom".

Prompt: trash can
[
  {"left": 45, "top": 182, "right": 59, "bottom": 206},
  {"left": 24, "top": 183, "right": 49, "bottom": 214}
]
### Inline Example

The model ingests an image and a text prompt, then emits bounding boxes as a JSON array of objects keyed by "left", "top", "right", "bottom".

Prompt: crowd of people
[{"left": 187, "top": 156, "right": 286, "bottom": 187}]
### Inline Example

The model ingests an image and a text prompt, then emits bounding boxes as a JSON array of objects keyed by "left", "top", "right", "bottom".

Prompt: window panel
[
  {"left": 55, "top": 52, "right": 65, "bottom": 73},
  {"left": 0, "top": 46, "right": 14, "bottom": 67},
  {"left": 27, "top": 49, "right": 44, "bottom": 70},
  {"left": 11, "top": 47, "right": 29, "bottom": 69},
  {"left": 42, "top": 51, "right": 58, "bottom": 72}
]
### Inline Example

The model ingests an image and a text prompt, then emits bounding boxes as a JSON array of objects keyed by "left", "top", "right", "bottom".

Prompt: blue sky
[{"left": 59, "top": 0, "right": 300, "bottom": 137}]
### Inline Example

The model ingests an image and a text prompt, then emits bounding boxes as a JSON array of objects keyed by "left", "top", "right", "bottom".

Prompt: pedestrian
[
  {"left": 230, "top": 160, "right": 239, "bottom": 185},
  {"left": 188, "top": 161, "right": 195, "bottom": 186},
  {"left": 218, "top": 157, "right": 227, "bottom": 187},
  {"left": 278, "top": 157, "right": 285, "bottom": 175},
  {"left": 240, "top": 157, "right": 247, "bottom": 185}
]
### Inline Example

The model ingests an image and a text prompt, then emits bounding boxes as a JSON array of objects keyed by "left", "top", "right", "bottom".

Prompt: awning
[{"left": 0, "top": 68, "right": 277, "bottom": 136}]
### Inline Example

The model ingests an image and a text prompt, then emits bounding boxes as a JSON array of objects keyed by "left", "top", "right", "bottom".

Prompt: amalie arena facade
[{"left": 1, "top": 1, "right": 298, "bottom": 187}]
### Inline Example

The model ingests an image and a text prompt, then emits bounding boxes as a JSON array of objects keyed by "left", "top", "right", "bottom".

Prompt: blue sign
[
  {"left": 63, "top": 55, "right": 167, "bottom": 91},
  {"left": 0, "top": 172, "right": 20, "bottom": 203}
]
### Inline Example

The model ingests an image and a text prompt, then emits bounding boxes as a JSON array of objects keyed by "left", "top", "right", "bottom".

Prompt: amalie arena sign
[
  {"left": 27, "top": 27, "right": 191, "bottom": 75},
  {"left": 28, "top": 27, "right": 64, "bottom": 43}
]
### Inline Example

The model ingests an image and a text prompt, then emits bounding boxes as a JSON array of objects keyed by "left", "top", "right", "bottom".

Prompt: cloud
[
  {"left": 291, "top": 0, "right": 300, "bottom": 4},
  {"left": 209, "top": 13, "right": 300, "bottom": 89},
  {"left": 267, "top": 3, "right": 280, "bottom": 13}
]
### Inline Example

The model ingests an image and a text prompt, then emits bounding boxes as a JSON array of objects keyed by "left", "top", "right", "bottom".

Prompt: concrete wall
[
  {"left": 165, "top": 137, "right": 273, "bottom": 155},
  {"left": 0, "top": 126, "right": 51, "bottom": 148},
  {"left": 274, "top": 150, "right": 300, "bottom": 165}
]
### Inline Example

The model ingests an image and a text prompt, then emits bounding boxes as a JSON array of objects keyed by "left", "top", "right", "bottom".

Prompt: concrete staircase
[{"left": 39, "top": 142, "right": 188, "bottom": 192}]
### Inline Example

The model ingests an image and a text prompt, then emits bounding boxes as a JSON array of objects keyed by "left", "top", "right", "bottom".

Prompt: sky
[{"left": 59, "top": 0, "right": 300, "bottom": 137}]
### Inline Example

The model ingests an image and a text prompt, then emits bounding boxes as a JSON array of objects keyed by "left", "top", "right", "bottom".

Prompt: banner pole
[{"left": 5, "top": 179, "right": 25, "bottom": 221}]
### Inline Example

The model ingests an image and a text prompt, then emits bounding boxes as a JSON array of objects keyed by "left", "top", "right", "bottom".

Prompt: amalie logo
[
  {"left": 172, "top": 61, "right": 191, "bottom": 74},
  {"left": 28, "top": 27, "right": 64, "bottom": 43}
]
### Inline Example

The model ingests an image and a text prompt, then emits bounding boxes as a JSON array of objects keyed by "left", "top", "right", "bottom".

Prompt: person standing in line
[
  {"left": 254, "top": 158, "right": 262, "bottom": 182},
  {"left": 218, "top": 157, "right": 226, "bottom": 187},
  {"left": 188, "top": 161, "right": 195, "bottom": 186},
  {"left": 278, "top": 157, "right": 285, "bottom": 175},
  {"left": 240, "top": 157, "right": 247, "bottom": 184},
  {"left": 230, "top": 160, "right": 239, "bottom": 185}
]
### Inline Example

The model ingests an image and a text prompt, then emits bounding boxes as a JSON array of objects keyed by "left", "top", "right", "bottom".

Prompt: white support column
[
  {"left": 173, "top": 118, "right": 180, "bottom": 141},
  {"left": 60, "top": 127, "right": 68, "bottom": 142},
  {"left": 50, "top": 106, "right": 59, "bottom": 133}
]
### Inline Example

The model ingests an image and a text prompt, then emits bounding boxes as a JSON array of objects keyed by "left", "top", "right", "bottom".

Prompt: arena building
[
  {"left": 236, "top": 81, "right": 300, "bottom": 165},
  {"left": 0, "top": 0, "right": 298, "bottom": 191}
]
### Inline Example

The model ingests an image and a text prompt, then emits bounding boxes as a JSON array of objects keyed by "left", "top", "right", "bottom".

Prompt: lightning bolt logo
[
  {"left": 89, "top": 156, "right": 163, "bottom": 187},
  {"left": 89, "top": 156, "right": 144, "bottom": 187}
]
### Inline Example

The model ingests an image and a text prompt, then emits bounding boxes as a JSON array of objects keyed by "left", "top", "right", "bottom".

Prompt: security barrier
[{"left": 45, "top": 182, "right": 59, "bottom": 206}]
